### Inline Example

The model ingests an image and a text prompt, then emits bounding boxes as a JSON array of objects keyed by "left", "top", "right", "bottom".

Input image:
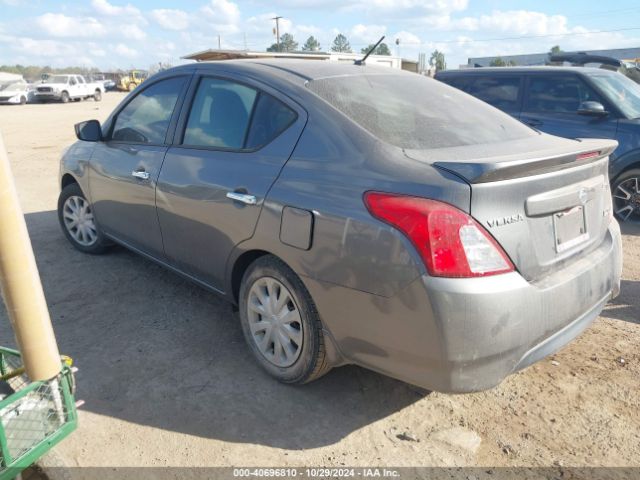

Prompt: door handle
[
  {"left": 226, "top": 191, "right": 257, "bottom": 205},
  {"left": 131, "top": 170, "right": 150, "bottom": 180}
]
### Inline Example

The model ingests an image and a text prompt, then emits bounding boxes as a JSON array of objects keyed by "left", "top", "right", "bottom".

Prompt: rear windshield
[{"left": 307, "top": 73, "right": 535, "bottom": 149}]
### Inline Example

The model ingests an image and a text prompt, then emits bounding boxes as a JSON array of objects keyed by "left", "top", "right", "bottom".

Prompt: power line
[
  {"left": 354, "top": 26, "right": 640, "bottom": 47},
  {"left": 199, "top": 25, "right": 640, "bottom": 52}
]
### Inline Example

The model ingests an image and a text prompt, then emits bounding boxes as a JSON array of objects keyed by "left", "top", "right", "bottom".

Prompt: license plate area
[{"left": 553, "top": 206, "right": 588, "bottom": 253}]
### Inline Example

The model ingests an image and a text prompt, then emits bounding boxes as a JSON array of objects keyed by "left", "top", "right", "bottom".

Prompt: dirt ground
[{"left": 0, "top": 94, "right": 638, "bottom": 475}]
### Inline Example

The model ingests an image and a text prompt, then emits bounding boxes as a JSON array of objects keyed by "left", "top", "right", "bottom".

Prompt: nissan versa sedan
[{"left": 58, "top": 60, "right": 622, "bottom": 393}]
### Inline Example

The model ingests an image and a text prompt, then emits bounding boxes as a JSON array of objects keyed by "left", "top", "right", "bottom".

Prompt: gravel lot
[{"left": 0, "top": 93, "right": 638, "bottom": 475}]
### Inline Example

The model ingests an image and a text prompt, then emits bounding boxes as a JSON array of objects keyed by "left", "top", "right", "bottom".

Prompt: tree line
[{"left": 267, "top": 33, "right": 391, "bottom": 55}]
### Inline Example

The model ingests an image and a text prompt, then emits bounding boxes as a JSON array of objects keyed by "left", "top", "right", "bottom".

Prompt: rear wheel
[
  {"left": 19, "top": 96, "right": 26, "bottom": 105},
  {"left": 239, "top": 255, "right": 331, "bottom": 384},
  {"left": 93, "top": 90, "right": 102, "bottom": 101},
  {"left": 128, "top": 83, "right": 135, "bottom": 92},
  {"left": 57, "top": 183, "right": 109, "bottom": 254},
  {"left": 612, "top": 168, "right": 640, "bottom": 222}
]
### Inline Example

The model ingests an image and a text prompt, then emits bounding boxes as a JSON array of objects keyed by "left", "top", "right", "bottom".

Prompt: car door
[
  {"left": 156, "top": 73, "right": 306, "bottom": 291},
  {"left": 67, "top": 76, "right": 78, "bottom": 98},
  {"left": 520, "top": 73, "right": 618, "bottom": 140},
  {"left": 75, "top": 76, "right": 85, "bottom": 97},
  {"left": 88, "top": 74, "right": 190, "bottom": 258}
]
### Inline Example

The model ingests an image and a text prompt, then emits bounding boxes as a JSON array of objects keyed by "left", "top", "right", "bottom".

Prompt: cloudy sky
[{"left": 1, "top": 0, "right": 640, "bottom": 70}]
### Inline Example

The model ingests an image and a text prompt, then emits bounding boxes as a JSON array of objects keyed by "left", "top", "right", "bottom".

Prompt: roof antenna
[{"left": 355, "top": 35, "right": 385, "bottom": 66}]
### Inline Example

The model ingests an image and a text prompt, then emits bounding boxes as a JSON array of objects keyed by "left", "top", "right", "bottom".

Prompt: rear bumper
[{"left": 306, "top": 221, "right": 623, "bottom": 393}]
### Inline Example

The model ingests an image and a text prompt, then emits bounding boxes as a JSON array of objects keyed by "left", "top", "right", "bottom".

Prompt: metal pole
[
  {"left": 0, "top": 131, "right": 61, "bottom": 381},
  {"left": 272, "top": 16, "right": 282, "bottom": 51},
  {"left": 218, "top": 35, "right": 221, "bottom": 50}
]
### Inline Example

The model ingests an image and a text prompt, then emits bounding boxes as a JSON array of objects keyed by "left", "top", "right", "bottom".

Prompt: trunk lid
[{"left": 405, "top": 134, "right": 618, "bottom": 281}]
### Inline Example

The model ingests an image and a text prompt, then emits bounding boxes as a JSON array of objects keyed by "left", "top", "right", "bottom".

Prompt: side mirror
[
  {"left": 577, "top": 101, "right": 608, "bottom": 117},
  {"left": 75, "top": 120, "right": 102, "bottom": 142}
]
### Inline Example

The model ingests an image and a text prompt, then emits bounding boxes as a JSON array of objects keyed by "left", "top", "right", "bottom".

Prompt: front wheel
[
  {"left": 239, "top": 255, "right": 331, "bottom": 384},
  {"left": 57, "top": 183, "right": 110, "bottom": 254},
  {"left": 612, "top": 168, "right": 640, "bottom": 222},
  {"left": 20, "top": 96, "right": 26, "bottom": 105},
  {"left": 93, "top": 90, "right": 102, "bottom": 101}
]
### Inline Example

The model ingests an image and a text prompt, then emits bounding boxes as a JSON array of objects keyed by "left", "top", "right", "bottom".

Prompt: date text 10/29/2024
[{"left": 233, "top": 468, "right": 401, "bottom": 478}]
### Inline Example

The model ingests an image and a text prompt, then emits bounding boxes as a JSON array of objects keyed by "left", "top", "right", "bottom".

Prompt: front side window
[
  {"left": 468, "top": 76, "right": 521, "bottom": 111},
  {"left": 183, "top": 77, "right": 297, "bottom": 150},
  {"left": 589, "top": 73, "right": 640, "bottom": 119},
  {"left": 111, "top": 76, "right": 186, "bottom": 144},
  {"left": 525, "top": 75, "right": 603, "bottom": 113}
]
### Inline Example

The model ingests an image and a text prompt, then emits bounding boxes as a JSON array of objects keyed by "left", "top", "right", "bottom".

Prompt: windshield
[
  {"left": 0, "top": 82, "right": 25, "bottom": 91},
  {"left": 590, "top": 73, "right": 640, "bottom": 119},
  {"left": 48, "top": 75, "right": 69, "bottom": 84},
  {"left": 307, "top": 73, "right": 535, "bottom": 149}
]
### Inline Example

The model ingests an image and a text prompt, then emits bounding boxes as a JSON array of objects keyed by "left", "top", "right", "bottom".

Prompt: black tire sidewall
[
  {"left": 57, "top": 183, "right": 109, "bottom": 254},
  {"left": 612, "top": 168, "right": 640, "bottom": 222},
  {"left": 239, "top": 256, "right": 322, "bottom": 384}
]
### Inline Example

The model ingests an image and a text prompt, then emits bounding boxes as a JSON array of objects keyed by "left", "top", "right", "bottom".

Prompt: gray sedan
[{"left": 58, "top": 60, "right": 622, "bottom": 393}]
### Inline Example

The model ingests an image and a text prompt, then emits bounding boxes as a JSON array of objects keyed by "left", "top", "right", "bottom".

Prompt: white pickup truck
[{"left": 34, "top": 74, "right": 104, "bottom": 103}]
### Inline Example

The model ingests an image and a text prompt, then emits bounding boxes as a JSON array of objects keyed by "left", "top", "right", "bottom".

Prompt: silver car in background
[{"left": 58, "top": 60, "right": 622, "bottom": 392}]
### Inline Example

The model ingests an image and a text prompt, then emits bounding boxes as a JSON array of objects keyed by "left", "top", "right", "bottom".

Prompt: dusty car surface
[{"left": 58, "top": 60, "right": 623, "bottom": 393}]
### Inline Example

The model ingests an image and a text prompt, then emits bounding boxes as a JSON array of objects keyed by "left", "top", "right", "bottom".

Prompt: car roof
[
  {"left": 168, "top": 59, "right": 411, "bottom": 84},
  {"left": 436, "top": 66, "right": 619, "bottom": 76}
]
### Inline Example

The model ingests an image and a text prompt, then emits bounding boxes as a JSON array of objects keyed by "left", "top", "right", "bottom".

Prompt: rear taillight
[{"left": 364, "top": 192, "right": 514, "bottom": 278}]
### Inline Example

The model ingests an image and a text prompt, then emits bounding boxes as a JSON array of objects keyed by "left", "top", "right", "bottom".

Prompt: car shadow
[
  {"left": 601, "top": 280, "right": 640, "bottom": 325},
  {"left": 620, "top": 221, "right": 640, "bottom": 236},
  {"left": 0, "top": 210, "right": 428, "bottom": 450}
]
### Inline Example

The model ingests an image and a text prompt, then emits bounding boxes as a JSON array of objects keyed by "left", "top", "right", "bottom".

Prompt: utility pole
[
  {"left": 272, "top": 16, "right": 282, "bottom": 51},
  {"left": 218, "top": 34, "right": 221, "bottom": 50}
]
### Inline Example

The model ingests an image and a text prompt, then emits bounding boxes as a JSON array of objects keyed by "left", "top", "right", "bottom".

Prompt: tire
[
  {"left": 60, "top": 91, "right": 69, "bottom": 103},
  {"left": 128, "top": 83, "right": 136, "bottom": 92},
  {"left": 612, "top": 168, "right": 640, "bottom": 222},
  {"left": 93, "top": 90, "right": 102, "bottom": 101},
  {"left": 57, "top": 183, "right": 109, "bottom": 254},
  {"left": 19, "top": 96, "right": 26, "bottom": 105},
  {"left": 239, "top": 255, "right": 331, "bottom": 384}
]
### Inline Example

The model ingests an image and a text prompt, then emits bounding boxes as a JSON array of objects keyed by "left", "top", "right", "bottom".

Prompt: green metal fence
[{"left": 0, "top": 347, "right": 77, "bottom": 480}]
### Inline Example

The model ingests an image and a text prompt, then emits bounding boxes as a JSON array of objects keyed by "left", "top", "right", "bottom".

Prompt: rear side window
[
  {"left": 183, "top": 77, "right": 297, "bottom": 150},
  {"left": 439, "top": 76, "right": 473, "bottom": 92},
  {"left": 467, "top": 76, "right": 521, "bottom": 112},
  {"left": 245, "top": 94, "right": 297, "bottom": 149},
  {"left": 112, "top": 76, "right": 186, "bottom": 144},
  {"left": 307, "top": 73, "right": 534, "bottom": 150},
  {"left": 525, "top": 75, "right": 604, "bottom": 113}
]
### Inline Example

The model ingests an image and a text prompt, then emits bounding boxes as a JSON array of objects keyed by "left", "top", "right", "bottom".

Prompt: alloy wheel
[
  {"left": 62, "top": 195, "right": 98, "bottom": 246},
  {"left": 613, "top": 176, "right": 640, "bottom": 222},
  {"left": 246, "top": 277, "right": 303, "bottom": 368}
]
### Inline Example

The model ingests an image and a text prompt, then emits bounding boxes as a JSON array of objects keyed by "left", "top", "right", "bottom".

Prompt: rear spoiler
[{"left": 407, "top": 138, "right": 618, "bottom": 184}]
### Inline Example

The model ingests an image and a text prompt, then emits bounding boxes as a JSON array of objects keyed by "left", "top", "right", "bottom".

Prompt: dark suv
[{"left": 436, "top": 67, "right": 640, "bottom": 221}]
